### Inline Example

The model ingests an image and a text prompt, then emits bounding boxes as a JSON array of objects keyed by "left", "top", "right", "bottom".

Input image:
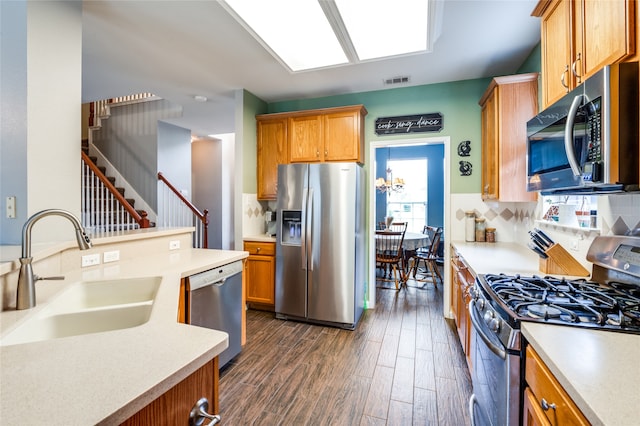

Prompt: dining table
[{"left": 375, "top": 230, "right": 431, "bottom": 282}]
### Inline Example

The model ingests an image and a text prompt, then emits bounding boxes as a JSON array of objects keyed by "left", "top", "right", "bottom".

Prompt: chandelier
[{"left": 375, "top": 168, "right": 405, "bottom": 194}]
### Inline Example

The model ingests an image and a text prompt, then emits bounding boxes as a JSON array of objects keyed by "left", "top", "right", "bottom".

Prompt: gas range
[
  {"left": 478, "top": 273, "right": 640, "bottom": 333},
  {"left": 475, "top": 235, "right": 640, "bottom": 335}
]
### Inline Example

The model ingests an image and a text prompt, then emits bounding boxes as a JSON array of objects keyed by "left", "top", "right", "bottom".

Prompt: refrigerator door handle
[
  {"left": 306, "top": 187, "right": 314, "bottom": 271},
  {"left": 301, "top": 187, "right": 308, "bottom": 270}
]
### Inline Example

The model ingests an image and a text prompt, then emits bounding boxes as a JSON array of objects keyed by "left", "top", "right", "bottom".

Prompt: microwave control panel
[{"left": 583, "top": 98, "right": 602, "bottom": 182}]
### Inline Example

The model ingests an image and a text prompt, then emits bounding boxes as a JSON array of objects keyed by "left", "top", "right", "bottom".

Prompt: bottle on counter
[
  {"left": 475, "top": 217, "right": 486, "bottom": 242},
  {"left": 590, "top": 210, "right": 598, "bottom": 228},
  {"left": 486, "top": 227, "right": 496, "bottom": 243},
  {"left": 465, "top": 211, "right": 476, "bottom": 242}
]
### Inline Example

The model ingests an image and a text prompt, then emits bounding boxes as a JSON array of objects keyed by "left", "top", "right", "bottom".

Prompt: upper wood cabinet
[
  {"left": 479, "top": 73, "right": 539, "bottom": 202},
  {"left": 289, "top": 114, "right": 323, "bottom": 162},
  {"left": 257, "top": 116, "right": 288, "bottom": 200},
  {"left": 533, "top": 0, "right": 636, "bottom": 108},
  {"left": 256, "top": 105, "right": 367, "bottom": 200}
]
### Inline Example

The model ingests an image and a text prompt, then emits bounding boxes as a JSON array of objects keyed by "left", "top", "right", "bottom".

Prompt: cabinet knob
[
  {"left": 316, "top": 150, "right": 320, "bottom": 157},
  {"left": 540, "top": 398, "right": 557, "bottom": 412},
  {"left": 189, "top": 397, "right": 221, "bottom": 426},
  {"left": 256, "top": 247, "right": 261, "bottom": 252}
]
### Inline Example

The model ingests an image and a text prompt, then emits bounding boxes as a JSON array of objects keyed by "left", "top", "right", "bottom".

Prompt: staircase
[{"left": 81, "top": 139, "right": 150, "bottom": 235}]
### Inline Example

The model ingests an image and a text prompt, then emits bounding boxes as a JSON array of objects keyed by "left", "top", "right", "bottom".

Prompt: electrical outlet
[
  {"left": 6, "top": 196, "right": 16, "bottom": 219},
  {"left": 103, "top": 250, "right": 120, "bottom": 263},
  {"left": 570, "top": 239, "right": 579, "bottom": 251},
  {"left": 169, "top": 240, "right": 181, "bottom": 250},
  {"left": 81, "top": 253, "right": 101, "bottom": 267}
]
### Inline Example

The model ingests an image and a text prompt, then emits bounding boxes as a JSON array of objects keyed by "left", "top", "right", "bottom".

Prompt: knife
[
  {"left": 533, "top": 228, "right": 555, "bottom": 247},
  {"left": 529, "top": 230, "right": 551, "bottom": 250},
  {"left": 528, "top": 242, "right": 549, "bottom": 259}
]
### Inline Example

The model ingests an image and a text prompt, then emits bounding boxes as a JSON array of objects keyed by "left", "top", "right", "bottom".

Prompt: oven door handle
[{"left": 469, "top": 300, "right": 507, "bottom": 360}]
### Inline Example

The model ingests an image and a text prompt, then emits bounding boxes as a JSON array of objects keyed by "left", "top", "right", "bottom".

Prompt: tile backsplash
[
  {"left": 242, "top": 193, "right": 276, "bottom": 237},
  {"left": 451, "top": 192, "right": 640, "bottom": 268}
]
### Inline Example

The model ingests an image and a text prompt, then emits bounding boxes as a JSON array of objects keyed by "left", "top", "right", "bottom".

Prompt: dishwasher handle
[{"left": 187, "top": 261, "right": 243, "bottom": 291}]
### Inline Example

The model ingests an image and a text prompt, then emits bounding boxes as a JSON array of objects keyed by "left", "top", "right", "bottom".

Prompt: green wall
[{"left": 242, "top": 90, "right": 268, "bottom": 194}]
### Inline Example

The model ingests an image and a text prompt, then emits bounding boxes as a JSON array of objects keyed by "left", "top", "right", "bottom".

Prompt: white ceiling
[{"left": 81, "top": 0, "right": 541, "bottom": 137}]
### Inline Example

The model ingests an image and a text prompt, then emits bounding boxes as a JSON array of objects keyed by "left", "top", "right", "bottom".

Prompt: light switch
[{"left": 6, "top": 196, "right": 16, "bottom": 219}]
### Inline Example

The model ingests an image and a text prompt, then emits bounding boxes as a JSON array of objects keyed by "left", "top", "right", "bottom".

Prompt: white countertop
[
  {"left": 451, "top": 240, "right": 544, "bottom": 276},
  {"left": 451, "top": 240, "right": 640, "bottom": 425},
  {"left": 0, "top": 246, "right": 248, "bottom": 425},
  {"left": 522, "top": 323, "right": 640, "bottom": 426},
  {"left": 243, "top": 234, "right": 276, "bottom": 243}
]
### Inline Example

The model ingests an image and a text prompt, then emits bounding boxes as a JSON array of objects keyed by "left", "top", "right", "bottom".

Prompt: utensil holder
[{"left": 539, "top": 243, "right": 590, "bottom": 277}]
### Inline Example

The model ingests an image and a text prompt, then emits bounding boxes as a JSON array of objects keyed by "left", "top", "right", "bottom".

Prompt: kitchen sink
[{"left": 1, "top": 276, "right": 161, "bottom": 346}]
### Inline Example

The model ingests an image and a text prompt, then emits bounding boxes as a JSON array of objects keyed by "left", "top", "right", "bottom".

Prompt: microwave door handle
[{"left": 564, "top": 94, "right": 584, "bottom": 177}]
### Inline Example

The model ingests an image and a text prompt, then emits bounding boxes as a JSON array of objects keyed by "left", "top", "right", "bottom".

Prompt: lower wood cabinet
[
  {"left": 523, "top": 345, "right": 589, "bottom": 426},
  {"left": 120, "top": 358, "right": 219, "bottom": 425},
  {"left": 450, "top": 246, "right": 474, "bottom": 370},
  {"left": 244, "top": 241, "right": 276, "bottom": 309}
]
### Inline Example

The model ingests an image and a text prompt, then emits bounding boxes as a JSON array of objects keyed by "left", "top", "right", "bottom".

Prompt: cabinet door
[
  {"left": 540, "top": 0, "right": 575, "bottom": 107},
  {"left": 481, "top": 89, "right": 499, "bottom": 201},
  {"left": 289, "top": 115, "right": 323, "bottom": 162},
  {"left": 323, "top": 109, "right": 363, "bottom": 162},
  {"left": 497, "top": 80, "right": 538, "bottom": 202},
  {"left": 257, "top": 118, "right": 288, "bottom": 200},
  {"left": 580, "top": 0, "right": 635, "bottom": 80},
  {"left": 523, "top": 387, "right": 552, "bottom": 426},
  {"left": 245, "top": 254, "right": 275, "bottom": 305},
  {"left": 121, "top": 358, "right": 218, "bottom": 425}
]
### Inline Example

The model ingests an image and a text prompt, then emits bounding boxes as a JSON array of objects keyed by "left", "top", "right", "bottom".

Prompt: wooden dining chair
[
  {"left": 375, "top": 230, "right": 406, "bottom": 290},
  {"left": 389, "top": 222, "right": 408, "bottom": 232},
  {"left": 409, "top": 226, "right": 443, "bottom": 288}
]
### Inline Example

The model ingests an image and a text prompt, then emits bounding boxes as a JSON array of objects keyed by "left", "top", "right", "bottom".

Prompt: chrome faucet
[{"left": 16, "top": 209, "right": 92, "bottom": 310}]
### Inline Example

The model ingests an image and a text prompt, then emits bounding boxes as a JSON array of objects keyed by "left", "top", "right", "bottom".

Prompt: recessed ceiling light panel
[
  {"left": 221, "top": 0, "right": 433, "bottom": 72},
  {"left": 335, "top": 0, "right": 429, "bottom": 60},
  {"left": 222, "top": 0, "right": 348, "bottom": 71}
]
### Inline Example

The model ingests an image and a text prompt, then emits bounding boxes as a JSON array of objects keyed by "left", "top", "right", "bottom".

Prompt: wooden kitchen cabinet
[
  {"left": 479, "top": 73, "right": 538, "bottom": 202},
  {"left": 288, "top": 114, "right": 323, "bottom": 162},
  {"left": 533, "top": 0, "right": 636, "bottom": 108},
  {"left": 523, "top": 345, "right": 589, "bottom": 426},
  {"left": 257, "top": 116, "right": 288, "bottom": 200},
  {"left": 450, "top": 246, "right": 474, "bottom": 371},
  {"left": 256, "top": 105, "right": 367, "bottom": 199},
  {"left": 244, "top": 241, "right": 275, "bottom": 309},
  {"left": 121, "top": 358, "right": 219, "bottom": 425},
  {"left": 289, "top": 105, "right": 367, "bottom": 163}
]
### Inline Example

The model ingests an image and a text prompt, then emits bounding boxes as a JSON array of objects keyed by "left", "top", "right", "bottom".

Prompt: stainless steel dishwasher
[{"left": 186, "top": 260, "right": 243, "bottom": 368}]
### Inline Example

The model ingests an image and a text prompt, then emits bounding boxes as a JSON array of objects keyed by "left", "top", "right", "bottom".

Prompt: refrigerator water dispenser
[{"left": 281, "top": 210, "right": 302, "bottom": 246}]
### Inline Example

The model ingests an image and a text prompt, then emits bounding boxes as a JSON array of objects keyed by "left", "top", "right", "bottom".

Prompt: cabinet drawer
[
  {"left": 244, "top": 241, "right": 275, "bottom": 256},
  {"left": 525, "top": 346, "right": 589, "bottom": 426}
]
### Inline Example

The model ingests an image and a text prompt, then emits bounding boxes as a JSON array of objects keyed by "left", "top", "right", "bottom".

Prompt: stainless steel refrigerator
[{"left": 275, "top": 162, "right": 365, "bottom": 330}]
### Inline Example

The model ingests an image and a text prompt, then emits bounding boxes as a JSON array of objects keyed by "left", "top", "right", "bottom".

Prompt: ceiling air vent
[{"left": 384, "top": 76, "right": 410, "bottom": 86}]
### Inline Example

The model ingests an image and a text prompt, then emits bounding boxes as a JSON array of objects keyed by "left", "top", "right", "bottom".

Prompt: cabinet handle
[
  {"left": 256, "top": 247, "right": 261, "bottom": 252},
  {"left": 560, "top": 65, "right": 569, "bottom": 92},
  {"left": 571, "top": 52, "right": 582, "bottom": 83},
  {"left": 316, "top": 150, "right": 320, "bottom": 157},
  {"left": 189, "top": 397, "right": 221, "bottom": 426},
  {"left": 540, "top": 398, "right": 557, "bottom": 412}
]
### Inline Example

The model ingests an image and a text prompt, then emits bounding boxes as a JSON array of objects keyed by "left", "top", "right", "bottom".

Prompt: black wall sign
[{"left": 375, "top": 113, "right": 443, "bottom": 135}]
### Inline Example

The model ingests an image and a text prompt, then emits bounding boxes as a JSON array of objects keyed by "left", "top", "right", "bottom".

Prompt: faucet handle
[{"left": 34, "top": 275, "right": 65, "bottom": 281}]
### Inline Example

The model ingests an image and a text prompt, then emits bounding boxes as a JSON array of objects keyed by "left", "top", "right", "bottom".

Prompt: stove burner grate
[{"left": 481, "top": 273, "right": 640, "bottom": 333}]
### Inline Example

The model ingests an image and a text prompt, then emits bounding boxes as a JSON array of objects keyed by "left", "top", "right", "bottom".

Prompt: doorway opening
[{"left": 367, "top": 136, "right": 451, "bottom": 311}]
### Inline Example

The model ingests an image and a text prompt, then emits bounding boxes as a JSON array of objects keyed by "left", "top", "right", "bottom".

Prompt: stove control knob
[
  {"left": 483, "top": 309, "right": 494, "bottom": 324},
  {"left": 489, "top": 318, "right": 501, "bottom": 333},
  {"left": 476, "top": 298, "right": 485, "bottom": 310}
]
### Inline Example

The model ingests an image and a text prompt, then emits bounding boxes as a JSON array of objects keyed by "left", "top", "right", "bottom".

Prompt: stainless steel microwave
[{"left": 526, "top": 62, "right": 639, "bottom": 195}]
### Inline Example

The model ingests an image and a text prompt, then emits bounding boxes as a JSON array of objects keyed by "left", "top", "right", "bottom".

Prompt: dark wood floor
[{"left": 219, "top": 277, "right": 472, "bottom": 425}]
